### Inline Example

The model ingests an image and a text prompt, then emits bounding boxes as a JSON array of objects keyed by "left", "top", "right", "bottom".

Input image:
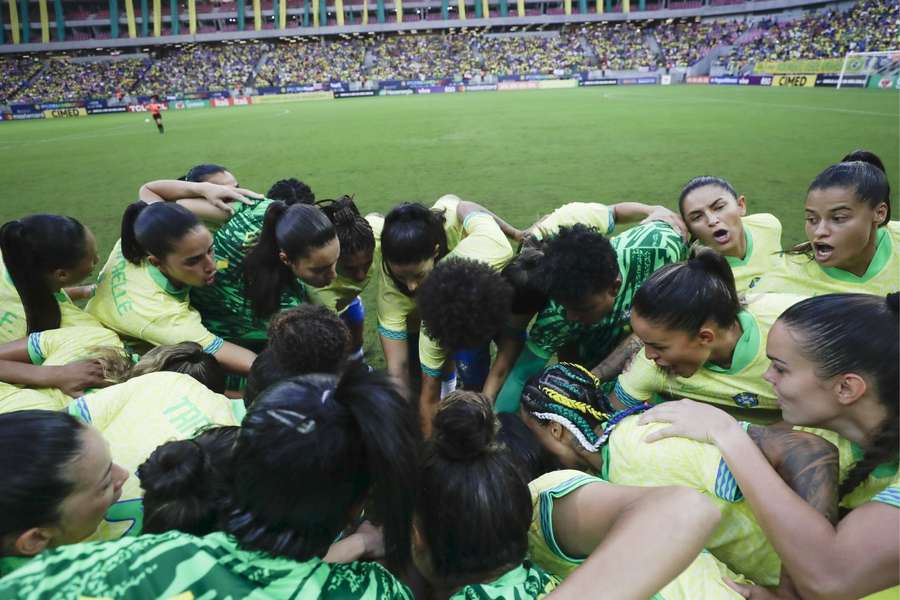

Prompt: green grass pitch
[{"left": 1, "top": 85, "right": 897, "bottom": 365}]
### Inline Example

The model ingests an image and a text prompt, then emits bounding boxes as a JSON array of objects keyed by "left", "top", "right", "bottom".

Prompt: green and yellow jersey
[
  {"left": 86, "top": 240, "right": 223, "bottom": 356},
  {"left": 526, "top": 202, "right": 616, "bottom": 243},
  {"left": 308, "top": 214, "right": 384, "bottom": 314},
  {"left": 528, "top": 470, "right": 746, "bottom": 598},
  {"left": 67, "top": 371, "right": 244, "bottom": 541},
  {"left": 0, "top": 530, "right": 413, "bottom": 599},
  {"left": 376, "top": 195, "right": 514, "bottom": 376},
  {"left": 0, "top": 381, "right": 58, "bottom": 414},
  {"left": 614, "top": 293, "right": 806, "bottom": 423},
  {"left": 190, "top": 199, "right": 310, "bottom": 344},
  {"left": 0, "top": 253, "right": 103, "bottom": 344},
  {"left": 756, "top": 221, "right": 900, "bottom": 297},
  {"left": 449, "top": 563, "right": 558, "bottom": 600},
  {"left": 713, "top": 213, "right": 782, "bottom": 293}
]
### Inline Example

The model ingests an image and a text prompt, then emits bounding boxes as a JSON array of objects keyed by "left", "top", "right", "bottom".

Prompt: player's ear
[
  {"left": 736, "top": 195, "right": 747, "bottom": 216},
  {"left": 147, "top": 255, "right": 162, "bottom": 269}
]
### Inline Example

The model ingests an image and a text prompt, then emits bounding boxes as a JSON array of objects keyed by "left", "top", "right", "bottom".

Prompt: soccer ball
[{"left": 145, "top": 118, "right": 150, "bottom": 123}]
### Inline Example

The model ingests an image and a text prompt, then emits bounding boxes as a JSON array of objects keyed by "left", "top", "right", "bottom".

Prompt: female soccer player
[
  {"left": 86, "top": 201, "right": 256, "bottom": 375},
  {"left": 179, "top": 163, "right": 239, "bottom": 188},
  {"left": 0, "top": 410, "right": 128, "bottom": 577},
  {"left": 492, "top": 221, "right": 688, "bottom": 413},
  {"left": 307, "top": 196, "right": 380, "bottom": 361},
  {"left": 520, "top": 362, "right": 841, "bottom": 587},
  {"left": 640, "top": 293, "right": 899, "bottom": 599},
  {"left": 0, "top": 214, "right": 103, "bottom": 343},
  {"left": 0, "top": 365, "right": 418, "bottom": 599},
  {"left": 678, "top": 176, "right": 782, "bottom": 293},
  {"left": 378, "top": 195, "right": 515, "bottom": 432},
  {"left": 757, "top": 156, "right": 898, "bottom": 297},
  {"left": 611, "top": 251, "right": 804, "bottom": 423}
]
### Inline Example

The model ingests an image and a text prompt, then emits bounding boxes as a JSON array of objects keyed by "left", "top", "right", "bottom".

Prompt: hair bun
[
  {"left": 887, "top": 292, "right": 899, "bottom": 315},
  {"left": 138, "top": 440, "right": 207, "bottom": 499},
  {"left": 432, "top": 392, "right": 498, "bottom": 462}
]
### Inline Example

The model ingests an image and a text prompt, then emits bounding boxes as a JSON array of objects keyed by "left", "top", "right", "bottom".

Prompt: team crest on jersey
[
  {"left": 732, "top": 392, "right": 759, "bottom": 408},
  {"left": 748, "top": 276, "right": 761, "bottom": 289}
]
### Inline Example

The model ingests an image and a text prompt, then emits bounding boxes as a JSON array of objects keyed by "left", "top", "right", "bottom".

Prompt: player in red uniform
[{"left": 147, "top": 96, "right": 164, "bottom": 134}]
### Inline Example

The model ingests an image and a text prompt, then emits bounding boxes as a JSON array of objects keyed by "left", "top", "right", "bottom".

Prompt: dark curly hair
[
  {"left": 266, "top": 178, "right": 315, "bottom": 206},
  {"left": 417, "top": 257, "right": 512, "bottom": 352},
  {"left": 267, "top": 305, "right": 350, "bottom": 375},
  {"left": 536, "top": 224, "right": 619, "bottom": 305},
  {"left": 317, "top": 195, "right": 375, "bottom": 259}
]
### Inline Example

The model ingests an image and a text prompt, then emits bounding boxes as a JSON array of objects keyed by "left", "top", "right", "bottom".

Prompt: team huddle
[{"left": 0, "top": 149, "right": 895, "bottom": 599}]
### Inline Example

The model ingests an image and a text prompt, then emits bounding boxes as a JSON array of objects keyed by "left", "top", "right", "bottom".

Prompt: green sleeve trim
[
  {"left": 613, "top": 380, "right": 643, "bottom": 408},
  {"left": 27, "top": 332, "right": 44, "bottom": 365},
  {"left": 540, "top": 474, "right": 603, "bottom": 564},
  {"left": 462, "top": 211, "right": 490, "bottom": 231},
  {"left": 607, "top": 208, "right": 616, "bottom": 234},
  {"left": 421, "top": 364, "right": 443, "bottom": 378},
  {"left": 714, "top": 457, "right": 744, "bottom": 502},
  {"left": 231, "top": 399, "right": 247, "bottom": 422},
  {"left": 495, "top": 345, "right": 549, "bottom": 413},
  {"left": 377, "top": 325, "right": 408, "bottom": 341},
  {"left": 68, "top": 396, "right": 93, "bottom": 424}
]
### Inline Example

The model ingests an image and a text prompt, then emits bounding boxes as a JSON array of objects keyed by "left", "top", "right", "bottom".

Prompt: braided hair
[
  {"left": 317, "top": 195, "right": 375, "bottom": 259},
  {"left": 521, "top": 363, "right": 638, "bottom": 453}
]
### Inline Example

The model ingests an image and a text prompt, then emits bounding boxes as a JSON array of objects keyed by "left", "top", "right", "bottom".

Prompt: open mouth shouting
[
  {"left": 712, "top": 228, "right": 731, "bottom": 245},
  {"left": 813, "top": 242, "right": 834, "bottom": 262}
]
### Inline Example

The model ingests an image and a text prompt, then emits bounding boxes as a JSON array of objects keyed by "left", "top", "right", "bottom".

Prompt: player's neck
[{"left": 707, "top": 319, "right": 743, "bottom": 369}]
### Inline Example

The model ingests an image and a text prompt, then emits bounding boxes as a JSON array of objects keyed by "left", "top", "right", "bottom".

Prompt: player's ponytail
[
  {"left": 418, "top": 391, "right": 531, "bottom": 583},
  {"left": 242, "top": 202, "right": 337, "bottom": 319},
  {"left": 138, "top": 425, "right": 238, "bottom": 536},
  {"left": 222, "top": 364, "right": 418, "bottom": 568},
  {"left": 0, "top": 214, "right": 90, "bottom": 333},
  {"left": 777, "top": 293, "right": 899, "bottom": 502},
  {"left": 632, "top": 249, "right": 741, "bottom": 334},
  {"left": 318, "top": 195, "right": 375, "bottom": 260},
  {"left": 120, "top": 201, "right": 201, "bottom": 265}
]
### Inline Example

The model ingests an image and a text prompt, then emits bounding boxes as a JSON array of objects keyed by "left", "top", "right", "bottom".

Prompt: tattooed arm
[
  {"left": 590, "top": 334, "right": 644, "bottom": 383},
  {"left": 747, "top": 426, "right": 840, "bottom": 524}
]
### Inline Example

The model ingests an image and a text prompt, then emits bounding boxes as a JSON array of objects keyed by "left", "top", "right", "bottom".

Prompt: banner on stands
[
  {"left": 537, "top": 79, "right": 578, "bottom": 89},
  {"left": 619, "top": 76, "right": 657, "bottom": 85},
  {"left": 334, "top": 90, "right": 378, "bottom": 98},
  {"left": 709, "top": 76, "right": 739, "bottom": 85},
  {"left": 11, "top": 104, "right": 41, "bottom": 115},
  {"left": 414, "top": 86, "right": 459, "bottom": 94},
  {"left": 499, "top": 80, "right": 539, "bottom": 91},
  {"left": 661, "top": 75, "right": 672, "bottom": 85},
  {"left": 12, "top": 113, "right": 45, "bottom": 120},
  {"left": 773, "top": 74, "right": 816, "bottom": 87},
  {"left": 815, "top": 74, "right": 868, "bottom": 88},
  {"left": 170, "top": 99, "right": 210, "bottom": 109},
  {"left": 85, "top": 99, "right": 109, "bottom": 109},
  {"left": 740, "top": 75, "right": 773, "bottom": 86},
  {"left": 127, "top": 104, "right": 169, "bottom": 112},
  {"left": 868, "top": 75, "right": 900, "bottom": 90},
  {"left": 579, "top": 78, "right": 618, "bottom": 86},
  {"left": 38, "top": 101, "right": 84, "bottom": 110},
  {"left": 211, "top": 98, "right": 232, "bottom": 108},
  {"left": 379, "top": 88, "right": 415, "bottom": 96},
  {"left": 687, "top": 76, "right": 709, "bottom": 84},
  {"left": 43, "top": 107, "right": 87, "bottom": 119},
  {"left": 251, "top": 91, "right": 334, "bottom": 103},
  {"left": 755, "top": 58, "right": 843, "bottom": 75},
  {"left": 87, "top": 106, "right": 128, "bottom": 114},
  {"left": 464, "top": 84, "right": 498, "bottom": 92}
]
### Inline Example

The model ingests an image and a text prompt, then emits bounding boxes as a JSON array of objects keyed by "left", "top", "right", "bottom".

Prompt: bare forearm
[
  {"left": 611, "top": 202, "right": 656, "bottom": 223},
  {"left": 482, "top": 334, "right": 525, "bottom": 400},
  {"left": 213, "top": 342, "right": 257, "bottom": 376},
  {"left": 139, "top": 180, "right": 204, "bottom": 203},
  {"left": 591, "top": 334, "right": 643, "bottom": 382}
]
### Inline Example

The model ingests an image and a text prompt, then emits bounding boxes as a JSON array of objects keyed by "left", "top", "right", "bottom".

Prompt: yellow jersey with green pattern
[
  {"left": 23, "top": 325, "right": 126, "bottom": 409},
  {"left": 602, "top": 416, "right": 780, "bottom": 585},
  {"left": 525, "top": 221, "right": 688, "bottom": 370},
  {"left": 615, "top": 293, "right": 805, "bottom": 422},
  {"left": 526, "top": 202, "right": 615, "bottom": 242},
  {"left": 377, "top": 195, "right": 514, "bottom": 349},
  {"left": 309, "top": 214, "right": 384, "bottom": 314},
  {"left": 449, "top": 563, "right": 558, "bottom": 600},
  {"left": 756, "top": 221, "right": 900, "bottom": 297},
  {"left": 0, "top": 252, "right": 103, "bottom": 344},
  {"left": 67, "top": 371, "right": 244, "bottom": 541},
  {"left": 713, "top": 213, "right": 782, "bottom": 293},
  {"left": 190, "top": 198, "right": 310, "bottom": 343},
  {"left": 0, "top": 530, "right": 413, "bottom": 600},
  {"left": 849, "top": 463, "right": 900, "bottom": 600},
  {"left": 85, "top": 240, "right": 223, "bottom": 356},
  {"left": 528, "top": 470, "right": 746, "bottom": 598}
]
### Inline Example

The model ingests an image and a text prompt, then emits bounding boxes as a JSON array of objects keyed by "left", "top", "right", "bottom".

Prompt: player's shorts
[{"left": 340, "top": 297, "right": 365, "bottom": 326}]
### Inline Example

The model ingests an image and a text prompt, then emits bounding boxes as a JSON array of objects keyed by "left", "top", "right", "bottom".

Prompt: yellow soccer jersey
[
  {"left": 756, "top": 221, "right": 900, "bottom": 297},
  {"left": 85, "top": 240, "right": 223, "bottom": 355},
  {"left": 377, "top": 196, "right": 513, "bottom": 348},
  {"left": 714, "top": 213, "right": 782, "bottom": 293},
  {"left": 67, "top": 371, "right": 245, "bottom": 542},
  {"left": 0, "top": 381, "right": 60, "bottom": 413},
  {"left": 308, "top": 215, "right": 384, "bottom": 314},
  {"left": 604, "top": 417, "right": 780, "bottom": 586},
  {"left": 614, "top": 293, "right": 805, "bottom": 422},
  {"left": 24, "top": 326, "right": 125, "bottom": 409},
  {"left": 528, "top": 470, "right": 746, "bottom": 599},
  {"left": 856, "top": 470, "right": 900, "bottom": 600},
  {"left": 0, "top": 253, "right": 103, "bottom": 344},
  {"left": 526, "top": 203, "right": 615, "bottom": 242}
]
